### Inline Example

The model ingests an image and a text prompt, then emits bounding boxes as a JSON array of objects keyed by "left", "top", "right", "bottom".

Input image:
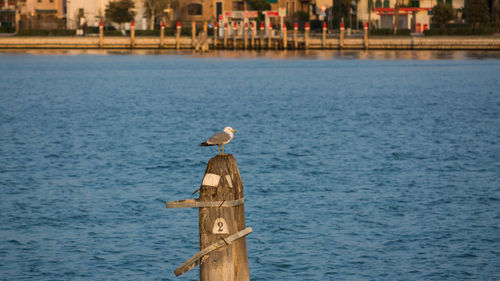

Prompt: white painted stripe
[
  {"left": 202, "top": 173, "right": 220, "bottom": 187},
  {"left": 225, "top": 175, "right": 233, "bottom": 188}
]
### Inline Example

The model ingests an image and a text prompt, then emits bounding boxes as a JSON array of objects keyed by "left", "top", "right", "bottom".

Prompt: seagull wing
[{"left": 206, "top": 131, "right": 231, "bottom": 145}]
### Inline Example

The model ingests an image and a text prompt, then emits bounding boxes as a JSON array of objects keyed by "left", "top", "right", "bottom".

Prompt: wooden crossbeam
[
  {"left": 166, "top": 197, "right": 244, "bottom": 209},
  {"left": 174, "top": 227, "right": 253, "bottom": 277}
]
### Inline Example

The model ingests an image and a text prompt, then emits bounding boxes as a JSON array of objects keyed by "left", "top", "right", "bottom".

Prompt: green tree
[
  {"left": 247, "top": 0, "right": 270, "bottom": 11},
  {"left": 106, "top": 0, "right": 136, "bottom": 30},
  {"left": 432, "top": 3, "right": 455, "bottom": 29},
  {"left": 467, "top": 0, "right": 490, "bottom": 26},
  {"left": 143, "top": 0, "right": 178, "bottom": 30},
  {"left": 493, "top": 0, "right": 500, "bottom": 31}
]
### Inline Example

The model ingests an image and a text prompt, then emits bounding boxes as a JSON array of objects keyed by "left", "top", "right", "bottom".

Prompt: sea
[{"left": 1, "top": 50, "right": 499, "bottom": 280}]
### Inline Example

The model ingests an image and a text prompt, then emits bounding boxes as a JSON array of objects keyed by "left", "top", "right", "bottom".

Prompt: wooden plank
[
  {"left": 174, "top": 227, "right": 253, "bottom": 277},
  {"left": 166, "top": 197, "right": 244, "bottom": 208}
]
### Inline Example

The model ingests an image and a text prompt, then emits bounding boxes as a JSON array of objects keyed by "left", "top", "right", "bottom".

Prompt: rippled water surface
[{"left": 1, "top": 50, "right": 500, "bottom": 280}]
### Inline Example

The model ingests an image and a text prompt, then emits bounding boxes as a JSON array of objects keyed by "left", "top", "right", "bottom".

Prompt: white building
[
  {"left": 66, "top": 0, "right": 148, "bottom": 30},
  {"left": 356, "top": 0, "right": 465, "bottom": 30}
]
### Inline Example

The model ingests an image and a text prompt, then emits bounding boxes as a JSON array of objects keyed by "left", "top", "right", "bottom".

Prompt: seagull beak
[{"left": 232, "top": 129, "right": 237, "bottom": 133}]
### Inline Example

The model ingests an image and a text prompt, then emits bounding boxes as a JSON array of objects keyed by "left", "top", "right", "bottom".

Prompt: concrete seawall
[{"left": 1, "top": 35, "right": 499, "bottom": 50}]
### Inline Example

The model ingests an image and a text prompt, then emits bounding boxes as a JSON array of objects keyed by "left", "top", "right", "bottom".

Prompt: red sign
[{"left": 244, "top": 11, "right": 258, "bottom": 18}]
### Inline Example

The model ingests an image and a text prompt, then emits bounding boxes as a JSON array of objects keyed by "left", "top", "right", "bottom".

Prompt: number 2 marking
[{"left": 212, "top": 218, "right": 229, "bottom": 234}]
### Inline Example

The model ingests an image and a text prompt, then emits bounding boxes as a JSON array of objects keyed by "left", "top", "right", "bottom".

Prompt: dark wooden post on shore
[
  {"left": 250, "top": 22, "right": 255, "bottom": 49},
  {"left": 340, "top": 22, "right": 345, "bottom": 49},
  {"left": 293, "top": 22, "right": 298, "bottom": 49},
  {"left": 99, "top": 21, "right": 103, "bottom": 48},
  {"left": 166, "top": 154, "right": 252, "bottom": 280},
  {"left": 259, "top": 22, "right": 265, "bottom": 49},
  {"left": 305, "top": 22, "right": 310, "bottom": 50},
  {"left": 322, "top": 21, "right": 327, "bottom": 48},
  {"left": 176, "top": 21, "right": 181, "bottom": 50},
  {"left": 244, "top": 22, "right": 248, "bottom": 50},
  {"left": 282, "top": 23, "right": 287, "bottom": 49},
  {"left": 192, "top": 21, "right": 197, "bottom": 47},
  {"left": 160, "top": 21, "right": 165, "bottom": 48},
  {"left": 130, "top": 21, "right": 135, "bottom": 48},
  {"left": 213, "top": 22, "right": 218, "bottom": 49},
  {"left": 267, "top": 22, "right": 272, "bottom": 49},
  {"left": 364, "top": 22, "right": 369, "bottom": 49},
  {"left": 224, "top": 23, "right": 228, "bottom": 49},
  {"left": 233, "top": 22, "right": 237, "bottom": 50}
]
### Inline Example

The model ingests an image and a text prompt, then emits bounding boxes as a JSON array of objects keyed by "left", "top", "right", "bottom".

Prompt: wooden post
[
  {"left": 199, "top": 155, "right": 249, "bottom": 281},
  {"left": 244, "top": 22, "right": 248, "bottom": 50},
  {"left": 259, "top": 22, "right": 265, "bottom": 49},
  {"left": 305, "top": 22, "right": 310, "bottom": 50},
  {"left": 203, "top": 21, "right": 207, "bottom": 34},
  {"left": 364, "top": 22, "right": 369, "bottom": 49},
  {"left": 282, "top": 23, "right": 287, "bottom": 50},
  {"left": 130, "top": 20, "right": 135, "bottom": 48},
  {"left": 340, "top": 22, "right": 345, "bottom": 49},
  {"left": 250, "top": 22, "right": 255, "bottom": 49},
  {"left": 233, "top": 22, "right": 237, "bottom": 50},
  {"left": 293, "top": 22, "right": 298, "bottom": 49},
  {"left": 214, "top": 22, "right": 218, "bottom": 49},
  {"left": 176, "top": 21, "right": 181, "bottom": 50},
  {"left": 192, "top": 21, "right": 197, "bottom": 47},
  {"left": 166, "top": 154, "right": 251, "bottom": 280},
  {"left": 267, "top": 22, "right": 272, "bottom": 50},
  {"left": 160, "top": 21, "right": 165, "bottom": 48},
  {"left": 99, "top": 21, "right": 103, "bottom": 48},
  {"left": 322, "top": 21, "right": 327, "bottom": 49},
  {"left": 223, "top": 23, "right": 228, "bottom": 49}
]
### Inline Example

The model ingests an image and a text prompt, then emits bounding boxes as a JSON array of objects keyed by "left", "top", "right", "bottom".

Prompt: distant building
[
  {"left": 357, "top": 0, "right": 465, "bottom": 30},
  {"left": 169, "top": 0, "right": 309, "bottom": 26},
  {"left": 1, "top": 0, "right": 66, "bottom": 30},
  {"left": 66, "top": 0, "right": 148, "bottom": 30}
]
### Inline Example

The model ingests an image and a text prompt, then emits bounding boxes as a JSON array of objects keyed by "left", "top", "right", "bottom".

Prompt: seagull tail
[{"left": 199, "top": 141, "right": 212, "bottom": 146}]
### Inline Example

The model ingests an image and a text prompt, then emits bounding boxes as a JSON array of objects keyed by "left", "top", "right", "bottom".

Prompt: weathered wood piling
[
  {"left": 130, "top": 21, "right": 135, "bottom": 48},
  {"left": 340, "top": 22, "right": 345, "bottom": 49},
  {"left": 176, "top": 21, "right": 181, "bottom": 50},
  {"left": 160, "top": 21, "right": 165, "bottom": 48},
  {"left": 293, "top": 22, "right": 298, "bottom": 49},
  {"left": 192, "top": 21, "right": 197, "bottom": 48},
  {"left": 213, "top": 22, "right": 218, "bottom": 49},
  {"left": 364, "top": 22, "right": 369, "bottom": 49},
  {"left": 98, "top": 21, "right": 103, "bottom": 48},
  {"left": 283, "top": 23, "right": 287, "bottom": 49},
  {"left": 166, "top": 154, "right": 251, "bottom": 280}
]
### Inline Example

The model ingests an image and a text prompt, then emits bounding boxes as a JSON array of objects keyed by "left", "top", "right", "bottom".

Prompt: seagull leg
[
  {"left": 217, "top": 146, "right": 220, "bottom": 155},
  {"left": 222, "top": 145, "right": 225, "bottom": 155}
]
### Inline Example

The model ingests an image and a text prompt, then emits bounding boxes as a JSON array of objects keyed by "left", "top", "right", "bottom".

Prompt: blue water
[{"left": 1, "top": 50, "right": 500, "bottom": 280}]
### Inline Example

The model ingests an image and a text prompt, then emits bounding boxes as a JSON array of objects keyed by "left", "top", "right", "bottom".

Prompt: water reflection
[{"left": 1, "top": 48, "right": 499, "bottom": 60}]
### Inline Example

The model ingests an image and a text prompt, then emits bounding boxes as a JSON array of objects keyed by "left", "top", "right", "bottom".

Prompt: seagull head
[{"left": 224, "top": 127, "right": 237, "bottom": 133}]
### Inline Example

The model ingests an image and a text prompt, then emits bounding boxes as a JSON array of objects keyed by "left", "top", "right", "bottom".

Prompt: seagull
[{"left": 199, "top": 127, "right": 236, "bottom": 155}]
